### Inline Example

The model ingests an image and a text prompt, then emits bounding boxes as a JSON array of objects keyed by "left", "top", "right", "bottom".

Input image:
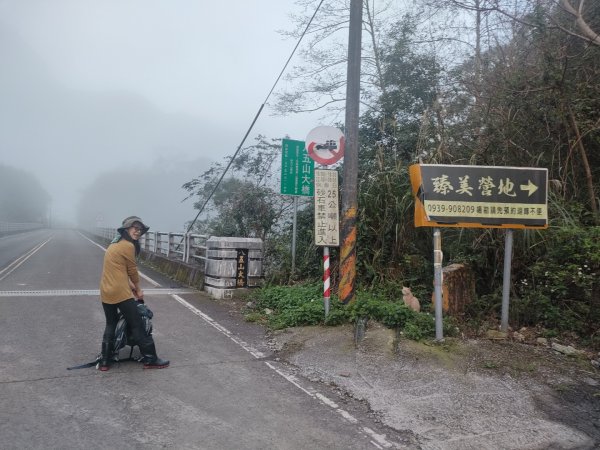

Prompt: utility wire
[{"left": 181, "top": 0, "right": 325, "bottom": 238}]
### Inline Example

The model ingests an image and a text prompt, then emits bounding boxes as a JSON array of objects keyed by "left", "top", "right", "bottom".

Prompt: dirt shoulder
[{"left": 269, "top": 322, "right": 600, "bottom": 450}]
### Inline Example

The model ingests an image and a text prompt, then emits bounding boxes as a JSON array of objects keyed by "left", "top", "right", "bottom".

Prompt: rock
[
  {"left": 551, "top": 342, "right": 579, "bottom": 356},
  {"left": 513, "top": 332, "right": 525, "bottom": 343},
  {"left": 591, "top": 360, "right": 600, "bottom": 369},
  {"left": 536, "top": 337, "right": 549, "bottom": 346},
  {"left": 486, "top": 330, "right": 508, "bottom": 340},
  {"left": 264, "top": 308, "right": 273, "bottom": 315}
]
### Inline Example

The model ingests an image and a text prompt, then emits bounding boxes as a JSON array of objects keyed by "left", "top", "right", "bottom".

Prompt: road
[{"left": 0, "top": 229, "right": 407, "bottom": 449}]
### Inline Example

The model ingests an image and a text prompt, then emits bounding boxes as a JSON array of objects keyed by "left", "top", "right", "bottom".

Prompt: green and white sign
[{"left": 281, "top": 139, "right": 314, "bottom": 196}]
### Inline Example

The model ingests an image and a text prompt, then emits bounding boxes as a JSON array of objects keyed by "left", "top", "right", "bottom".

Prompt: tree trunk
[
  {"left": 432, "top": 263, "right": 476, "bottom": 316},
  {"left": 568, "top": 106, "right": 599, "bottom": 223}
]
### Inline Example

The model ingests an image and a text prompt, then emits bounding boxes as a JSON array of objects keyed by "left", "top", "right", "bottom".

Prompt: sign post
[
  {"left": 501, "top": 229, "right": 514, "bottom": 332},
  {"left": 433, "top": 229, "right": 443, "bottom": 341},
  {"left": 410, "top": 164, "right": 548, "bottom": 339},
  {"left": 306, "top": 126, "right": 344, "bottom": 317}
]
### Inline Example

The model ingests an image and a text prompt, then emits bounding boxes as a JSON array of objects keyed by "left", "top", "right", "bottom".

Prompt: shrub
[
  {"left": 512, "top": 226, "right": 600, "bottom": 342},
  {"left": 247, "top": 283, "right": 455, "bottom": 340}
]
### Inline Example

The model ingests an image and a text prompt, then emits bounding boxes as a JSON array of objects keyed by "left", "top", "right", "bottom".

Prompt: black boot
[
  {"left": 140, "top": 342, "right": 169, "bottom": 369},
  {"left": 98, "top": 341, "right": 112, "bottom": 371}
]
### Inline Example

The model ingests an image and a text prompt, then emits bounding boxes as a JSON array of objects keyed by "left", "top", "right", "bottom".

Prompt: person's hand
[{"left": 135, "top": 288, "right": 144, "bottom": 300}]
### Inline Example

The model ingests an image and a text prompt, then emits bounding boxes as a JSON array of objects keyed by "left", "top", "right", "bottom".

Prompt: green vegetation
[
  {"left": 244, "top": 283, "right": 457, "bottom": 341},
  {"left": 185, "top": 2, "right": 600, "bottom": 348}
]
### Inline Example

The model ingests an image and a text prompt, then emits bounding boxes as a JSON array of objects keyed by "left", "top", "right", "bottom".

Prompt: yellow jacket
[{"left": 100, "top": 239, "right": 140, "bottom": 304}]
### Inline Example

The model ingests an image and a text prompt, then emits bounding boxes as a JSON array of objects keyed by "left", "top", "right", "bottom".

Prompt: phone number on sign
[{"left": 426, "top": 203, "right": 475, "bottom": 214}]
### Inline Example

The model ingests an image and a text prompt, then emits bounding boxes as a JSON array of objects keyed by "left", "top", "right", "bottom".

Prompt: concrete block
[{"left": 207, "top": 237, "right": 263, "bottom": 251}]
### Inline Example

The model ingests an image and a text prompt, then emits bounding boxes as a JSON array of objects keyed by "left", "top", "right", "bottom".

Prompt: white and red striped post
[{"left": 323, "top": 246, "right": 330, "bottom": 317}]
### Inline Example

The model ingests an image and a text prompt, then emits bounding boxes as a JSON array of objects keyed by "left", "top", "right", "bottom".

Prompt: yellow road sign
[{"left": 409, "top": 164, "right": 548, "bottom": 229}]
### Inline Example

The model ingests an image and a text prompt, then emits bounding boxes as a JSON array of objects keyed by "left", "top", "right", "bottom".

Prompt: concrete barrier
[
  {"left": 140, "top": 250, "right": 205, "bottom": 289},
  {"left": 204, "top": 237, "right": 263, "bottom": 299}
]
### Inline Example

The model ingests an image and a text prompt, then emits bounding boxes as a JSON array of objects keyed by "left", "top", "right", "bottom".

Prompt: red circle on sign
[{"left": 306, "top": 126, "right": 345, "bottom": 165}]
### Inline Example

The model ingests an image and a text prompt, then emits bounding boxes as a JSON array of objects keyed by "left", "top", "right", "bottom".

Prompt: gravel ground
[{"left": 268, "top": 322, "right": 600, "bottom": 450}]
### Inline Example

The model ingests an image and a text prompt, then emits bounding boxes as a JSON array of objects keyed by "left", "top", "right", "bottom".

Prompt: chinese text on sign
[{"left": 314, "top": 169, "right": 340, "bottom": 246}]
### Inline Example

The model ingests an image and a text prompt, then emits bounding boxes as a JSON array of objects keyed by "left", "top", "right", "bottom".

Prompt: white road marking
[
  {"left": 169, "top": 294, "right": 399, "bottom": 449},
  {"left": 170, "top": 294, "right": 266, "bottom": 360},
  {"left": 0, "top": 237, "right": 53, "bottom": 282}
]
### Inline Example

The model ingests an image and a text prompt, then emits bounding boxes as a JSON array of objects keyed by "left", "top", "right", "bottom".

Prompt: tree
[
  {"left": 196, "top": 178, "right": 279, "bottom": 240},
  {"left": 273, "top": 0, "right": 397, "bottom": 119},
  {"left": 182, "top": 135, "right": 290, "bottom": 241},
  {"left": 0, "top": 164, "right": 50, "bottom": 223}
]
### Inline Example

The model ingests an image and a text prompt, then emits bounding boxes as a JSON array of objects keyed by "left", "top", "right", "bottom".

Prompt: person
[{"left": 98, "top": 216, "right": 169, "bottom": 371}]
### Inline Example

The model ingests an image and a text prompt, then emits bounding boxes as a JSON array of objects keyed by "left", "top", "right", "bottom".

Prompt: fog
[{"left": 0, "top": 1, "right": 319, "bottom": 231}]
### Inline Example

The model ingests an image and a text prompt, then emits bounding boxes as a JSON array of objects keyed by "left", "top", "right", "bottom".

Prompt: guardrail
[
  {"left": 90, "top": 227, "right": 208, "bottom": 266},
  {"left": 0, "top": 222, "right": 44, "bottom": 235},
  {"left": 88, "top": 227, "right": 263, "bottom": 298}
]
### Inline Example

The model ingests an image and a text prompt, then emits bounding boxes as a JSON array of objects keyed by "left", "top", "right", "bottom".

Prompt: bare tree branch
[{"left": 559, "top": 0, "right": 600, "bottom": 46}]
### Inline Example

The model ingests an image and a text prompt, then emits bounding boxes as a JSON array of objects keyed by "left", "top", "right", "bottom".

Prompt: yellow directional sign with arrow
[{"left": 409, "top": 164, "right": 548, "bottom": 229}]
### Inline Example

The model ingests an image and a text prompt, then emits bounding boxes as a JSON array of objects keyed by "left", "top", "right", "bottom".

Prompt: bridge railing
[
  {"left": 0, "top": 222, "right": 44, "bottom": 236},
  {"left": 90, "top": 227, "right": 208, "bottom": 266},
  {"left": 87, "top": 227, "right": 263, "bottom": 299}
]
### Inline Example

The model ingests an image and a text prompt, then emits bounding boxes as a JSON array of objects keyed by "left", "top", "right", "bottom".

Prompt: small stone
[
  {"left": 536, "top": 337, "right": 548, "bottom": 346},
  {"left": 513, "top": 332, "right": 525, "bottom": 343},
  {"left": 264, "top": 308, "right": 273, "bottom": 315},
  {"left": 338, "top": 372, "right": 351, "bottom": 377},
  {"left": 591, "top": 360, "right": 600, "bottom": 369},
  {"left": 486, "top": 330, "right": 508, "bottom": 340},
  {"left": 551, "top": 342, "right": 579, "bottom": 356}
]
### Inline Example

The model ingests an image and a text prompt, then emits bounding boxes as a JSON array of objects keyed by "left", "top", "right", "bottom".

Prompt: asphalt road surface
[{"left": 0, "top": 229, "right": 409, "bottom": 449}]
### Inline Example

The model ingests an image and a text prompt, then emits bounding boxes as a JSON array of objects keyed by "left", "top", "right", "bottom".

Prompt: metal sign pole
[
  {"left": 291, "top": 196, "right": 298, "bottom": 277},
  {"left": 501, "top": 229, "right": 514, "bottom": 332},
  {"left": 323, "top": 246, "right": 330, "bottom": 317},
  {"left": 433, "top": 228, "right": 444, "bottom": 341}
]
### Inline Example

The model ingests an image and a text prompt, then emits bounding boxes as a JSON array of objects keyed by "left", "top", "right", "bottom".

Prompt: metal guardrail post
[{"left": 183, "top": 233, "right": 189, "bottom": 263}]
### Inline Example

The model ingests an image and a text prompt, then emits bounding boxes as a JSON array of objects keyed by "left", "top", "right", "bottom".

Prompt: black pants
[{"left": 102, "top": 298, "right": 153, "bottom": 349}]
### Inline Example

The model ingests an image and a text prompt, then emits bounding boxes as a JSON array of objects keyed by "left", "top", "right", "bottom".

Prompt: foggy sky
[{"left": 0, "top": 1, "right": 320, "bottom": 230}]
